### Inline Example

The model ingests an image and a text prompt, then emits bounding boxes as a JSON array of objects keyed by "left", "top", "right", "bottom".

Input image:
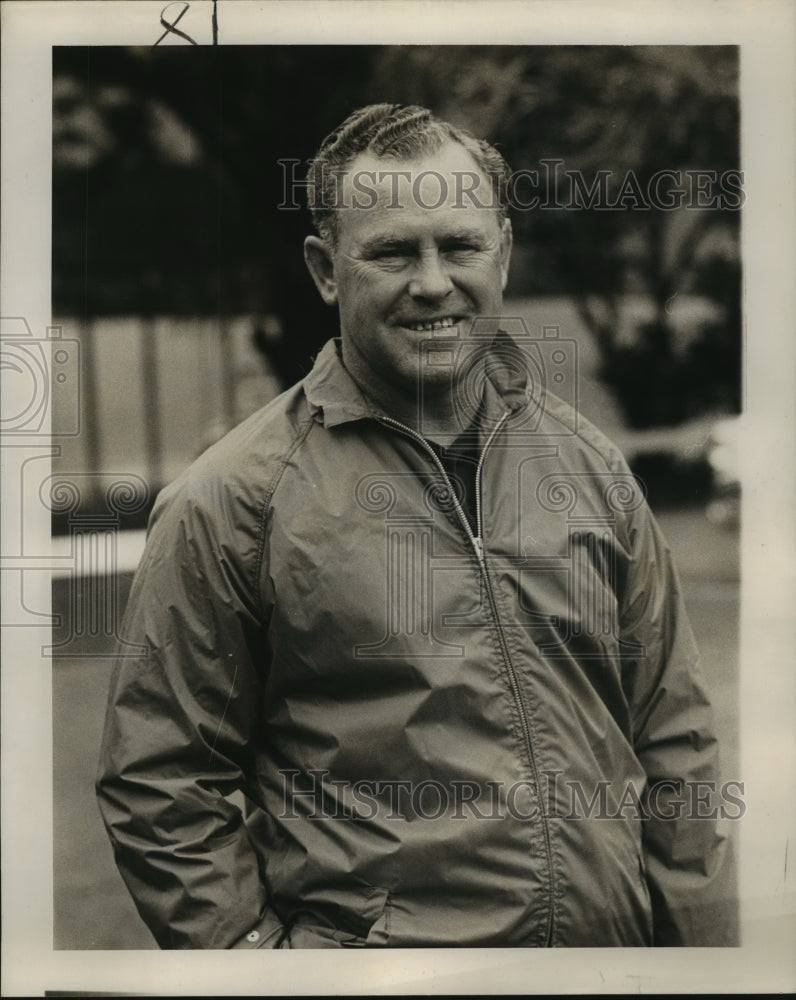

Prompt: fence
[
  {"left": 47, "top": 299, "right": 726, "bottom": 530},
  {"left": 51, "top": 315, "right": 283, "bottom": 528}
]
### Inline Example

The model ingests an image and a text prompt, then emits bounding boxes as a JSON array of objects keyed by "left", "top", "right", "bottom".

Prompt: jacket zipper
[{"left": 376, "top": 413, "right": 555, "bottom": 947}]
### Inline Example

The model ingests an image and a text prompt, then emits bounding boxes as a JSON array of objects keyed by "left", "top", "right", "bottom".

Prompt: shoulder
[
  {"left": 148, "top": 380, "right": 316, "bottom": 546},
  {"left": 537, "top": 390, "right": 630, "bottom": 475},
  {"left": 530, "top": 392, "right": 654, "bottom": 537}
]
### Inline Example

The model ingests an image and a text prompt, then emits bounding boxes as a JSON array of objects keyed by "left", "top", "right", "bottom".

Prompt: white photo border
[{"left": 2, "top": 0, "right": 794, "bottom": 995}]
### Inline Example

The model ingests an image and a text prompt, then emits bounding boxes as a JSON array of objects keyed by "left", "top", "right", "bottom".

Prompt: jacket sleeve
[
  {"left": 618, "top": 489, "right": 739, "bottom": 946},
  {"left": 96, "top": 475, "right": 284, "bottom": 949}
]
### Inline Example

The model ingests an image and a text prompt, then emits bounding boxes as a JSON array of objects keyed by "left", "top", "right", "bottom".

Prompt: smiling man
[
  {"left": 97, "top": 104, "right": 738, "bottom": 949},
  {"left": 303, "top": 134, "right": 511, "bottom": 437}
]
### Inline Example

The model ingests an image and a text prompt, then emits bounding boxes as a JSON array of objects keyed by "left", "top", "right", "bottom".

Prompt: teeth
[{"left": 406, "top": 317, "right": 458, "bottom": 332}]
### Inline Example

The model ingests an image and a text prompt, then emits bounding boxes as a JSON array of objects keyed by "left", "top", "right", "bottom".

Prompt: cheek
[
  {"left": 478, "top": 258, "right": 506, "bottom": 285},
  {"left": 476, "top": 266, "right": 507, "bottom": 306},
  {"left": 453, "top": 258, "right": 503, "bottom": 290},
  {"left": 346, "top": 271, "right": 402, "bottom": 314}
]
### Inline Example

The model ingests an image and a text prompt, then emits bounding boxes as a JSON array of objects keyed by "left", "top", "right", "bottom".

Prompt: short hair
[{"left": 306, "top": 103, "right": 511, "bottom": 246}]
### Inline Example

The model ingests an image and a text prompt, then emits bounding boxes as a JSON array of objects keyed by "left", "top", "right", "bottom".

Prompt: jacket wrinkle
[{"left": 97, "top": 336, "right": 737, "bottom": 949}]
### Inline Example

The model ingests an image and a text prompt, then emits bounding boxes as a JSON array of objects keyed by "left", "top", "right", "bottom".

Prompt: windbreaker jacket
[{"left": 97, "top": 336, "right": 737, "bottom": 949}]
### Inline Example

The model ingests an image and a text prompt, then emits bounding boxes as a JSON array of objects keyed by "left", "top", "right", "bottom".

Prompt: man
[{"left": 97, "top": 104, "right": 737, "bottom": 948}]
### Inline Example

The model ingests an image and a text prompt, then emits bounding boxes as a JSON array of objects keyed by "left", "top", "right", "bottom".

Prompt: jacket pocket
[{"left": 282, "top": 884, "right": 390, "bottom": 949}]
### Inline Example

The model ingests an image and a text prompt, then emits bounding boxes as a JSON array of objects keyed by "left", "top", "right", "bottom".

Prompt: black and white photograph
[{"left": 1, "top": 1, "right": 794, "bottom": 995}]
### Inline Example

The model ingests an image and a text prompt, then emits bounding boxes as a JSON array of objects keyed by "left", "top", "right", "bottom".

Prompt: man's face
[{"left": 305, "top": 140, "right": 512, "bottom": 416}]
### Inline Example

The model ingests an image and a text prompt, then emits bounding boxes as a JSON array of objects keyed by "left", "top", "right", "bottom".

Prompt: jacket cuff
[{"left": 229, "top": 909, "right": 287, "bottom": 949}]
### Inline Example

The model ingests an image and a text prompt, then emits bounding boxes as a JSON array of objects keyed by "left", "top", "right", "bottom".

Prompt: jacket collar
[
  {"left": 303, "top": 335, "right": 531, "bottom": 431},
  {"left": 303, "top": 339, "right": 378, "bottom": 428}
]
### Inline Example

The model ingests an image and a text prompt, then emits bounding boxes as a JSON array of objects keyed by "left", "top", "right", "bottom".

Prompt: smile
[{"left": 403, "top": 316, "right": 460, "bottom": 333}]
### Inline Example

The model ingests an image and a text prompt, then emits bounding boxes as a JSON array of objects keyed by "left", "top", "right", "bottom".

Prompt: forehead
[{"left": 335, "top": 140, "right": 501, "bottom": 244}]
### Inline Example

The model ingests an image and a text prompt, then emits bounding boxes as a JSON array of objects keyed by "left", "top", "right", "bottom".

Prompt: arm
[
  {"left": 96, "top": 477, "right": 284, "bottom": 949},
  {"left": 619, "top": 494, "right": 739, "bottom": 946}
]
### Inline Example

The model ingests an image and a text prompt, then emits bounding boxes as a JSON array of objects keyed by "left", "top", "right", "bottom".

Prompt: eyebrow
[
  {"left": 359, "top": 236, "right": 416, "bottom": 256},
  {"left": 359, "top": 229, "right": 488, "bottom": 256},
  {"left": 441, "top": 228, "right": 488, "bottom": 244}
]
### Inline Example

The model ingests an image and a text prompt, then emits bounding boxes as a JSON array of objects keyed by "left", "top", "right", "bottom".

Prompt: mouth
[{"left": 399, "top": 316, "right": 463, "bottom": 334}]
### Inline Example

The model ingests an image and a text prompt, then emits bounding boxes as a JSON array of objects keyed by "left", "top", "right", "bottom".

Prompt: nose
[{"left": 407, "top": 251, "right": 454, "bottom": 301}]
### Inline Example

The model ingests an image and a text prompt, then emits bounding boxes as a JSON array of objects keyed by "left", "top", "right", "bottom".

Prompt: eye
[
  {"left": 444, "top": 241, "right": 480, "bottom": 258},
  {"left": 368, "top": 248, "right": 411, "bottom": 268}
]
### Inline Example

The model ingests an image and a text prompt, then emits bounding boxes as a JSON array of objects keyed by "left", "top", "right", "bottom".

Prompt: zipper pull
[{"left": 472, "top": 536, "right": 485, "bottom": 561}]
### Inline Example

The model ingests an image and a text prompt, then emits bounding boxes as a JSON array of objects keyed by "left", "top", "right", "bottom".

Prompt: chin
[{"left": 416, "top": 368, "right": 457, "bottom": 397}]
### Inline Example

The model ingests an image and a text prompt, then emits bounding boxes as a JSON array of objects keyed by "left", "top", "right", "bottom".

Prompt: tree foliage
[
  {"left": 369, "top": 46, "right": 741, "bottom": 425},
  {"left": 53, "top": 45, "right": 741, "bottom": 425}
]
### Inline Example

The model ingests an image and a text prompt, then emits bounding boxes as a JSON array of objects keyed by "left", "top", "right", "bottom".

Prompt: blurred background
[{"left": 50, "top": 45, "right": 741, "bottom": 948}]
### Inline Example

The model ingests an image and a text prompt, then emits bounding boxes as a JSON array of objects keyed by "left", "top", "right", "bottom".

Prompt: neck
[
  {"left": 402, "top": 392, "right": 461, "bottom": 439},
  {"left": 367, "top": 381, "right": 463, "bottom": 439},
  {"left": 340, "top": 341, "right": 466, "bottom": 438}
]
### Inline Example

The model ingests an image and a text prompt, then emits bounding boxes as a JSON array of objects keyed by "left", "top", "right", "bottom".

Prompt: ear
[
  {"left": 499, "top": 218, "right": 513, "bottom": 291},
  {"left": 304, "top": 236, "right": 338, "bottom": 306}
]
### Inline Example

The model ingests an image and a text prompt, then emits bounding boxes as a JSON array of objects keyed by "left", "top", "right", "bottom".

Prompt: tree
[
  {"left": 53, "top": 45, "right": 741, "bottom": 425},
  {"left": 369, "top": 45, "right": 742, "bottom": 426},
  {"left": 53, "top": 46, "right": 377, "bottom": 380}
]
